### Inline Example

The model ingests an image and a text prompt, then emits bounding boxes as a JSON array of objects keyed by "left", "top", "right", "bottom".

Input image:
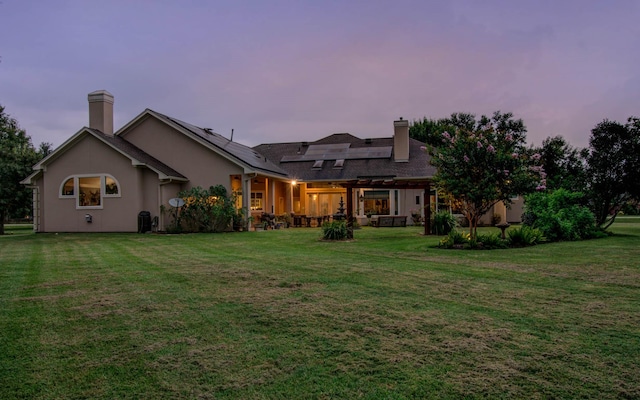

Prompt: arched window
[{"left": 59, "top": 174, "right": 121, "bottom": 209}]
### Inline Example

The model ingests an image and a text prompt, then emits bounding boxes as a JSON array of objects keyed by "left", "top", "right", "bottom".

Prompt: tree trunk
[
  {"left": 467, "top": 213, "right": 479, "bottom": 240},
  {"left": 0, "top": 209, "right": 5, "bottom": 235}
]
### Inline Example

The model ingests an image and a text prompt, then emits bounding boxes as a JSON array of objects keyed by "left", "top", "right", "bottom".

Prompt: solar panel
[{"left": 281, "top": 144, "right": 392, "bottom": 162}]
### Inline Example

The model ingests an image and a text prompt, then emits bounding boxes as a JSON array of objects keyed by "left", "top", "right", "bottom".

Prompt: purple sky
[{"left": 1, "top": 0, "right": 639, "bottom": 150}]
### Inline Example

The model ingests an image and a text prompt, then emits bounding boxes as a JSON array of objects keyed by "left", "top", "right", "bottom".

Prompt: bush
[
  {"left": 507, "top": 226, "right": 544, "bottom": 247},
  {"left": 438, "top": 229, "right": 469, "bottom": 248},
  {"left": 523, "top": 189, "right": 599, "bottom": 241},
  {"left": 175, "top": 185, "right": 236, "bottom": 233},
  {"left": 476, "top": 232, "right": 509, "bottom": 249},
  {"left": 439, "top": 228, "right": 541, "bottom": 250},
  {"left": 322, "top": 221, "right": 349, "bottom": 240},
  {"left": 431, "top": 211, "right": 457, "bottom": 235}
]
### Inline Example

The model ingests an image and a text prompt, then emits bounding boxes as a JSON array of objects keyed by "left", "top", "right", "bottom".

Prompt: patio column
[
  {"left": 424, "top": 186, "right": 431, "bottom": 235},
  {"left": 289, "top": 181, "right": 294, "bottom": 214},
  {"left": 346, "top": 185, "right": 354, "bottom": 239},
  {"left": 243, "top": 175, "right": 252, "bottom": 230}
]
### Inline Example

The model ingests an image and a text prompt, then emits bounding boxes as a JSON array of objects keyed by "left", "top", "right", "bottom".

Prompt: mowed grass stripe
[{"left": 0, "top": 221, "right": 639, "bottom": 398}]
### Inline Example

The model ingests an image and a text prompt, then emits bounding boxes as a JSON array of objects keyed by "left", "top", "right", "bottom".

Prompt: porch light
[
  {"left": 359, "top": 194, "right": 364, "bottom": 202},
  {"left": 291, "top": 180, "right": 297, "bottom": 186}
]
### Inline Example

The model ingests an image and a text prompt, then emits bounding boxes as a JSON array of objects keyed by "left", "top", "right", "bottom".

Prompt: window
[
  {"left": 363, "top": 190, "right": 390, "bottom": 215},
  {"left": 105, "top": 176, "right": 119, "bottom": 195},
  {"left": 250, "top": 192, "right": 263, "bottom": 211},
  {"left": 79, "top": 177, "right": 101, "bottom": 207},
  {"left": 62, "top": 178, "right": 74, "bottom": 196},
  {"left": 59, "top": 174, "right": 121, "bottom": 209}
]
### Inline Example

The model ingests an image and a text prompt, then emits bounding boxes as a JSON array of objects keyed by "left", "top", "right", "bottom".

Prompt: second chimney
[
  {"left": 393, "top": 117, "right": 409, "bottom": 162},
  {"left": 88, "top": 90, "right": 114, "bottom": 135}
]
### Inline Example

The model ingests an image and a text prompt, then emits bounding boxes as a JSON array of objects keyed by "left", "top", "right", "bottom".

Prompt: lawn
[{"left": 1, "top": 220, "right": 639, "bottom": 399}]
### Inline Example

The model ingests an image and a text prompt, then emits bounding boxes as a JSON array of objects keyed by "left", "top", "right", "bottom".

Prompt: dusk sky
[{"left": 1, "top": 1, "right": 638, "bottom": 150}]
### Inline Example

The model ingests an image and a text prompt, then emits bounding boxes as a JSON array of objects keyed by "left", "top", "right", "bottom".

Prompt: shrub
[
  {"left": 322, "top": 221, "right": 349, "bottom": 240},
  {"left": 476, "top": 232, "right": 509, "bottom": 249},
  {"left": 438, "top": 229, "right": 469, "bottom": 248},
  {"left": 176, "top": 185, "right": 236, "bottom": 233},
  {"left": 431, "top": 211, "right": 457, "bottom": 235},
  {"left": 523, "top": 189, "right": 599, "bottom": 241},
  {"left": 507, "top": 226, "right": 544, "bottom": 247}
]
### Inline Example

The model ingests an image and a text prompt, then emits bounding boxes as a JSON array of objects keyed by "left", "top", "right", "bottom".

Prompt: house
[
  {"left": 253, "top": 123, "right": 436, "bottom": 229},
  {"left": 21, "top": 90, "right": 289, "bottom": 232},
  {"left": 21, "top": 90, "right": 519, "bottom": 233}
]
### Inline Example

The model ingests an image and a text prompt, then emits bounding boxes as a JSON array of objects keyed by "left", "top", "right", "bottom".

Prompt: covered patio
[{"left": 341, "top": 179, "right": 433, "bottom": 239}]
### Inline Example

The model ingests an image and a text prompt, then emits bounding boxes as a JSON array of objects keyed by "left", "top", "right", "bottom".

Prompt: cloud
[{"left": 1, "top": 0, "right": 638, "bottom": 151}]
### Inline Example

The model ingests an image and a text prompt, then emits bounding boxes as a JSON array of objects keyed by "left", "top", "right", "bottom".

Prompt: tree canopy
[
  {"left": 0, "top": 105, "right": 50, "bottom": 234},
  {"left": 584, "top": 117, "right": 640, "bottom": 228},
  {"left": 425, "top": 111, "right": 544, "bottom": 239},
  {"left": 535, "top": 135, "right": 587, "bottom": 193}
]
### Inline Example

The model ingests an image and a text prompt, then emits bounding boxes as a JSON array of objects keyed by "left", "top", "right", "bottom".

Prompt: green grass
[
  {"left": 1, "top": 220, "right": 639, "bottom": 399},
  {"left": 1, "top": 223, "right": 34, "bottom": 236}
]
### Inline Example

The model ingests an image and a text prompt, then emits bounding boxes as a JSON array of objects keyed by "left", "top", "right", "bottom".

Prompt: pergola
[{"left": 340, "top": 179, "right": 433, "bottom": 239}]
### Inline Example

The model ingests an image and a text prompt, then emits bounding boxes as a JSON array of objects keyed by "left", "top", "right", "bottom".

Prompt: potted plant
[{"left": 410, "top": 209, "right": 422, "bottom": 225}]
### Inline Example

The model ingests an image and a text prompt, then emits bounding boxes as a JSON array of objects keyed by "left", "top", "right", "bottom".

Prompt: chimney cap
[
  {"left": 394, "top": 118, "right": 409, "bottom": 127},
  {"left": 88, "top": 90, "right": 114, "bottom": 104}
]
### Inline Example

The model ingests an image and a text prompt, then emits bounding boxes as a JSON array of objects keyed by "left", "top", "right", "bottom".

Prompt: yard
[{"left": 1, "top": 220, "right": 639, "bottom": 399}]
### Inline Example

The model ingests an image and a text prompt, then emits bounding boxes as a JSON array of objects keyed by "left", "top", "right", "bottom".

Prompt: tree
[
  {"left": 523, "top": 189, "right": 598, "bottom": 242},
  {"left": 410, "top": 117, "right": 446, "bottom": 144},
  {"left": 410, "top": 113, "right": 476, "bottom": 147},
  {"left": 426, "top": 111, "right": 544, "bottom": 240},
  {"left": 536, "top": 135, "right": 587, "bottom": 192},
  {"left": 0, "top": 105, "right": 49, "bottom": 234},
  {"left": 585, "top": 117, "right": 640, "bottom": 229}
]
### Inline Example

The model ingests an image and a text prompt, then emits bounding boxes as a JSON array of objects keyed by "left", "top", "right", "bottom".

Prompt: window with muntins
[
  {"left": 59, "top": 174, "right": 121, "bottom": 209},
  {"left": 250, "top": 192, "right": 264, "bottom": 211}
]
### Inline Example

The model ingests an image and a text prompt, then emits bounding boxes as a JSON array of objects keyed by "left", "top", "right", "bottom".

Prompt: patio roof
[{"left": 340, "top": 179, "right": 433, "bottom": 237}]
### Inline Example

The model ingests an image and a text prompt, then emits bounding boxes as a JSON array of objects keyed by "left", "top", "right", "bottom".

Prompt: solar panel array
[{"left": 281, "top": 143, "right": 392, "bottom": 162}]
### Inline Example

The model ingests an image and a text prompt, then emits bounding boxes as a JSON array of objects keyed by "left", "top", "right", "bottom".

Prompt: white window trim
[
  {"left": 250, "top": 191, "right": 264, "bottom": 211},
  {"left": 59, "top": 174, "right": 121, "bottom": 210},
  {"left": 59, "top": 177, "right": 75, "bottom": 198}
]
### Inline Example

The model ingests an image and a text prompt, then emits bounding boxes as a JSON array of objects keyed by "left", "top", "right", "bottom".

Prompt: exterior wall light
[{"left": 85, "top": 214, "right": 92, "bottom": 223}]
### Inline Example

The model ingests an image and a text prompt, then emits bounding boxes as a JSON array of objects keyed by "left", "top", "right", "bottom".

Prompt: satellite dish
[{"left": 168, "top": 197, "right": 185, "bottom": 207}]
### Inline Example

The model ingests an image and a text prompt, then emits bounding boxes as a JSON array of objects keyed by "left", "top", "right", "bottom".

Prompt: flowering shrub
[{"left": 426, "top": 112, "right": 545, "bottom": 240}]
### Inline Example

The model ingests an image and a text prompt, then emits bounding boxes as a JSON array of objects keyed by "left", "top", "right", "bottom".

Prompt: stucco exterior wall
[
  {"left": 39, "top": 134, "right": 150, "bottom": 232},
  {"left": 121, "top": 117, "right": 244, "bottom": 192},
  {"left": 158, "top": 180, "right": 184, "bottom": 231},
  {"left": 402, "top": 189, "right": 425, "bottom": 225},
  {"left": 506, "top": 196, "right": 525, "bottom": 223}
]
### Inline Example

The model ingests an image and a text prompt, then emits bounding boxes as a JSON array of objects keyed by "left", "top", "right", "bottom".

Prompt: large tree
[
  {"left": 410, "top": 113, "right": 476, "bottom": 146},
  {"left": 426, "top": 111, "right": 544, "bottom": 239},
  {"left": 535, "top": 135, "right": 587, "bottom": 193},
  {"left": 0, "top": 105, "right": 44, "bottom": 234},
  {"left": 585, "top": 117, "right": 640, "bottom": 229}
]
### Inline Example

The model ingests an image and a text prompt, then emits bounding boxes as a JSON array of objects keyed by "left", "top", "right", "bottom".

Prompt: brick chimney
[
  {"left": 88, "top": 90, "right": 114, "bottom": 135},
  {"left": 393, "top": 117, "right": 409, "bottom": 162}
]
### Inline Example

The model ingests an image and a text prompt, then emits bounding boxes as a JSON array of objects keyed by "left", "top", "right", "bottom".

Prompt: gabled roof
[
  {"left": 21, "top": 127, "right": 187, "bottom": 185},
  {"left": 253, "top": 133, "right": 436, "bottom": 182},
  {"left": 118, "top": 109, "right": 288, "bottom": 178}
]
